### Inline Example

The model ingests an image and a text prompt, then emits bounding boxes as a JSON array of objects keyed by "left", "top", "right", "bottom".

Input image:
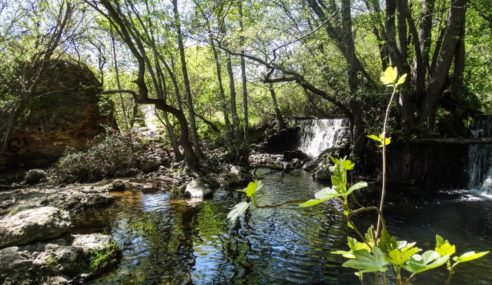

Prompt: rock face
[
  {"left": 261, "top": 127, "right": 300, "bottom": 154},
  {"left": 0, "top": 207, "right": 71, "bottom": 248},
  {"left": 0, "top": 60, "right": 116, "bottom": 169}
]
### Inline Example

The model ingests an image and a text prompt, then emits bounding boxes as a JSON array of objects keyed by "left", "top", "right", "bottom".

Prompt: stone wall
[{"left": 385, "top": 142, "right": 468, "bottom": 189}]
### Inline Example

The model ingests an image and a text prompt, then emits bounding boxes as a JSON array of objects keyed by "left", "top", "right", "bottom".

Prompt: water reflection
[{"left": 74, "top": 169, "right": 492, "bottom": 285}]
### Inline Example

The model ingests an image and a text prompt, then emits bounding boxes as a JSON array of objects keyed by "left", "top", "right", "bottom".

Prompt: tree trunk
[
  {"left": 341, "top": 0, "right": 366, "bottom": 161},
  {"left": 268, "top": 83, "right": 286, "bottom": 129},
  {"left": 172, "top": 0, "right": 202, "bottom": 158},
  {"left": 421, "top": 0, "right": 468, "bottom": 129},
  {"left": 110, "top": 27, "right": 129, "bottom": 131},
  {"left": 239, "top": 1, "right": 249, "bottom": 142},
  {"left": 157, "top": 111, "right": 183, "bottom": 161},
  {"left": 210, "top": 36, "right": 232, "bottom": 135},
  {"left": 226, "top": 55, "right": 240, "bottom": 140}
]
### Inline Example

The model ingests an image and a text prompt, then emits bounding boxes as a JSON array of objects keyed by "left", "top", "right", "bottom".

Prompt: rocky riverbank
[{"left": 0, "top": 207, "right": 120, "bottom": 285}]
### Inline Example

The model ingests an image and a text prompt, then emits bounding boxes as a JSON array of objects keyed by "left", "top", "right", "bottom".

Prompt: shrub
[{"left": 54, "top": 131, "right": 163, "bottom": 183}]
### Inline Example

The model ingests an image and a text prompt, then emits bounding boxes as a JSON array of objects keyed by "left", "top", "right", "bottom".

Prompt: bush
[{"left": 54, "top": 131, "right": 164, "bottom": 183}]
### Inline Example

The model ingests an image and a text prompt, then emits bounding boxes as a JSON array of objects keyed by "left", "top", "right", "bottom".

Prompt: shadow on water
[{"left": 73, "top": 169, "right": 492, "bottom": 285}]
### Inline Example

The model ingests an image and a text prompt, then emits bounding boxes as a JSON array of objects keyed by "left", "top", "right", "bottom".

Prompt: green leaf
[
  {"left": 380, "top": 66, "right": 398, "bottom": 85},
  {"left": 242, "top": 180, "right": 262, "bottom": 197},
  {"left": 379, "top": 229, "right": 398, "bottom": 254},
  {"left": 364, "top": 226, "right": 376, "bottom": 246},
  {"left": 396, "top": 73, "right": 408, "bottom": 86},
  {"left": 299, "top": 198, "right": 327, "bottom": 208},
  {"left": 343, "top": 247, "right": 388, "bottom": 273},
  {"left": 435, "top": 235, "right": 456, "bottom": 256},
  {"left": 347, "top": 181, "right": 368, "bottom": 194},
  {"left": 227, "top": 202, "right": 250, "bottom": 223},
  {"left": 314, "top": 187, "right": 337, "bottom": 199},
  {"left": 387, "top": 246, "right": 421, "bottom": 266},
  {"left": 403, "top": 250, "right": 449, "bottom": 274},
  {"left": 453, "top": 251, "right": 489, "bottom": 266},
  {"left": 367, "top": 133, "right": 391, "bottom": 147},
  {"left": 342, "top": 159, "right": 355, "bottom": 170}
]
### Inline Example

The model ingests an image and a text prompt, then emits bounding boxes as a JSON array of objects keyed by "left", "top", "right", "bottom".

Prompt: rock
[
  {"left": 313, "top": 166, "right": 331, "bottom": 181},
  {"left": 24, "top": 169, "right": 47, "bottom": 185},
  {"left": 0, "top": 185, "right": 115, "bottom": 217},
  {"left": 249, "top": 152, "right": 284, "bottom": 169},
  {"left": 107, "top": 180, "right": 126, "bottom": 192},
  {"left": 0, "top": 234, "right": 120, "bottom": 285},
  {"left": 261, "top": 127, "right": 300, "bottom": 154},
  {"left": 0, "top": 207, "right": 71, "bottom": 248},
  {"left": 283, "top": 150, "right": 310, "bottom": 162},
  {"left": 303, "top": 160, "right": 317, "bottom": 171},
  {"left": 230, "top": 165, "right": 242, "bottom": 175},
  {"left": 184, "top": 180, "right": 213, "bottom": 200},
  {"left": 0, "top": 60, "right": 116, "bottom": 169},
  {"left": 71, "top": 233, "right": 114, "bottom": 254}
]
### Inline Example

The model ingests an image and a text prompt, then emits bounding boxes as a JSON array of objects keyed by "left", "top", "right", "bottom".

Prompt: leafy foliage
[{"left": 54, "top": 131, "right": 164, "bottom": 183}]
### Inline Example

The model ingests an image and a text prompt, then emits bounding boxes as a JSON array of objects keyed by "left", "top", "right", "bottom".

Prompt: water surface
[{"left": 73, "top": 169, "right": 492, "bottom": 284}]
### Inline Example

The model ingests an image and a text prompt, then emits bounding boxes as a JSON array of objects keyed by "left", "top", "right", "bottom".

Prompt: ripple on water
[{"left": 86, "top": 171, "right": 492, "bottom": 285}]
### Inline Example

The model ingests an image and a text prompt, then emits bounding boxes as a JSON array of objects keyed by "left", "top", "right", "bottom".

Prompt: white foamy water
[{"left": 298, "top": 119, "right": 348, "bottom": 158}]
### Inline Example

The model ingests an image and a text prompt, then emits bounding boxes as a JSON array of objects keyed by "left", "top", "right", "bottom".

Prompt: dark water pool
[{"left": 73, "top": 169, "right": 492, "bottom": 284}]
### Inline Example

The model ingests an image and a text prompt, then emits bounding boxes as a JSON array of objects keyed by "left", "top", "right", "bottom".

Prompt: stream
[{"left": 72, "top": 168, "right": 492, "bottom": 285}]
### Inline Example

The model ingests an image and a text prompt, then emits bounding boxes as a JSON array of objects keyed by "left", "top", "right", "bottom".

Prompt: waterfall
[
  {"left": 298, "top": 118, "right": 349, "bottom": 158},
  {"left": 468, "top": 116, "right": 492, "bottom": 191}
]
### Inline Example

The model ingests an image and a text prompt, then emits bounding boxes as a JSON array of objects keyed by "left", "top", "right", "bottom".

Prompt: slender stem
[
  {"left": 255, "top": 199, "right": 306, "bottom": 208},
  {"left": 376, "top": 86, "right": 398, "bottom": 238},
  {"left": 381, "top": 273, "right": 388, "bottom": 285},
  {"left": 445, "top": 269, "right": 455, "bottom": 285}
]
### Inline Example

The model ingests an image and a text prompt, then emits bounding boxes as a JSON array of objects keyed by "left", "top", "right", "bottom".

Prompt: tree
[{"left": 84, "top": 0, "right": 199, "bottom": 169}]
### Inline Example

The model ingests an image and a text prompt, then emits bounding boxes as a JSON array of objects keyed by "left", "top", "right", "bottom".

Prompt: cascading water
[
  {"left": 468, "top": 116, "right": 492, "bottom": 191},
  {"left": 298, "top": 118, "right": 349, "bottom": 158}
]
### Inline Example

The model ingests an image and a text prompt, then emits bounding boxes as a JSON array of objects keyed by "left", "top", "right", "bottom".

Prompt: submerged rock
[
  {"left": 0, "top": 207, "right": 71, "bottom": 248},
  {"left": 24, "top": 169, "right": 47, "bottom": 185},
  {"left": 184, "top": 180, "right": 213, "bottom": 200}
]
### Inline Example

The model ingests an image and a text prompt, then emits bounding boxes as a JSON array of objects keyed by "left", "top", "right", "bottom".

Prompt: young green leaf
[
  {"left": 403, "top": 250, "right": 449, "bottom": 274},
  {"left": 435, "top": 235, "right": 456, "bottom": 256},
  {"left": 242, "top": 180, "right": 262, "bottom": 197},
  {"left": 396, "top": 73, "right": 407, "bottom": 86},
  {"left": 342, "top": 247, "right": 388, "bottom": 273},
  {"left": 452, "top": 251, "right": 489, "bottom": 267},
  {"left": 227, "top": 202, "right": 250, "bottom": 223},
  {"left": 387, "top": 246, "right": 421, "bottom": 266},
  {"left": 380, "top": 66, "right": 398, "bottom": 85},
  {"left": 347, "top": 181, "right": 368, "bottom": 194}
]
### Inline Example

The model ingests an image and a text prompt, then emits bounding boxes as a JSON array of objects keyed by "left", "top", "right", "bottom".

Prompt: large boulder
[
  {"left": 0, "top": 60, "right": 116, "bottom": 169},
  {"left": 0, "top": 207, "right": 71, "bottom": 248}
]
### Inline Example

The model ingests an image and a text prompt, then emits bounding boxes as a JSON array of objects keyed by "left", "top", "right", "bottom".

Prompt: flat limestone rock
[{"left": 0, "top": 207, "right": 71, "bottom": 248}]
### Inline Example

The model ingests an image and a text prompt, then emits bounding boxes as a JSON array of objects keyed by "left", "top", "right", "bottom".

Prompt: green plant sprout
[{"left": 228, "top": 66, "right": 488, "bottom": 284}]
